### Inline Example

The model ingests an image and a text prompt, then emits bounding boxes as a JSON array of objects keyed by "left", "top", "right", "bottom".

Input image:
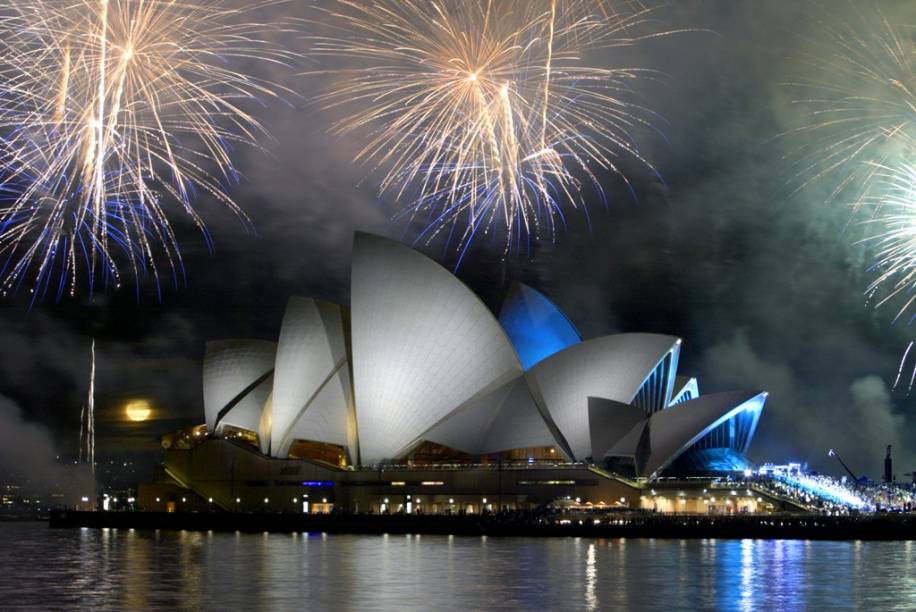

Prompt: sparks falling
[
  {"left": 307, "top": 0, "right": 672, "bottom": 264},
  {"left": 0, "top": 0, "right": 297, "bottom": 299},
  {"left": 786, "top": 5, "right": 915, "bottom": 388},
  {"left": 786, "top": 8, "right": 914, "bottom": 215},
  {"left": 786, "top": 7, "right": 915, "bottom": 301},
  {"left": 866, "top": 154, "right": 916, "bottom": 314}
]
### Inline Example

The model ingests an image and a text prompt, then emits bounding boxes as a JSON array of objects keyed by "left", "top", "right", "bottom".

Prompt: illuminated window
[{"left": 288, "top": 440, "right": 348, "bottom": 467}]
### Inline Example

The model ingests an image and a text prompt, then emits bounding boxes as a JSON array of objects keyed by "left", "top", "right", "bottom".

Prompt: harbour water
[{"left": 1, "top": 522, "right": 914, "bottom": 610}]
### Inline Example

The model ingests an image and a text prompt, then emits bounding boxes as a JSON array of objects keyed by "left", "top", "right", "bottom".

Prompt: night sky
[{"left": 1, "top": 1, "right": 913, "bottom": 484}]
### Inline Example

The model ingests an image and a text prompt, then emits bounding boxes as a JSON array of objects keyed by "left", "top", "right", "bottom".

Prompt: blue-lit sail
[
  {"left": 632, "top": 350, "right": 678, "bottom": 415},
  {"left": 667, "top": 393, "right": 766, "bottom": 474},
  {"left": 668, "top": 448, "right": 751, "bottom": 473},
  {"left": 499, "top": 283, "right": 581, "bottom": 370},
  {"left": 669, "top": 376, "right": 699, "bottom": 406},
  {"left": 691, "top": 397, "right": 765, "bottom": 454}
]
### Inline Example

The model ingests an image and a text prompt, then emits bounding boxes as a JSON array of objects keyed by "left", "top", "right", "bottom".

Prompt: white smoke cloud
[
  {"left": 0, "top": 396, "right": 96, "bottom": 503},
  {"left": 698, "top": 329, "right": 911, "bottom": 478},
  {"left": 848, "top": 375, "right": 907, "bottom": 478}
]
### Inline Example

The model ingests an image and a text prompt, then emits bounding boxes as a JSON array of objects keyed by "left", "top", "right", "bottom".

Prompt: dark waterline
[{"left": 1, "top": 523, "right": 915, "bottom": 610}]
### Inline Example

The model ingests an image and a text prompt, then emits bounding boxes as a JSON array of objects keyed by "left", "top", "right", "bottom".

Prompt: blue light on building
[
  {"left": 499, "top": 283, "right": 581, "bottom": 370},
  {"left": 671, "top": 448, "right": 752, "bottom": 473}
]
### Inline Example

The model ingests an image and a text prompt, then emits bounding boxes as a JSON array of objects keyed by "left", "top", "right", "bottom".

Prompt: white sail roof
[
  {"left": 269, "top": 298, "right": 351, "bottom": 458},
  {"left": 415, "top": 377, "right": 559, "bottom": 456},
  {"left": 202, "top": 340, "right": 276, "bottom": 436},
  {"left": 350, "top": 233, "right": 523, "bottom": 464},
  {"left": 525, "top": 334, "right": 681, "bottom": 460}
]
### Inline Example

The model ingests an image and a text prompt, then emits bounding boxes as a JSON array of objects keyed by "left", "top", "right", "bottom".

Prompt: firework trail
[
  {"left": 79, "top": 338, "right": 95, "bottom": 473},
  {"left": 893, "top": 340, "right": 915, "bottom": 393},
  {"left": 0, "top": 0, "right": 297, "bottom": 299},
  {"left": 306, "top": 0, "right": 675, "bottom": 264}
]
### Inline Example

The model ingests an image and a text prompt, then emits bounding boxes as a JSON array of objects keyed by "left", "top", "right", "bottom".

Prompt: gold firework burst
[
  {"left": 0, "top": 0, "right": 297, "bottom": 298},
  {"left": 307, "top": 0, "right": 672, "bottom": 263}
]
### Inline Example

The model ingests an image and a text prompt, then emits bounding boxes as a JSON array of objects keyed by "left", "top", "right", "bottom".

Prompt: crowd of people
[
  {"left": 764, "top": 473, "right": 873, "bottom": 512},
  {"left": 754, "top": 471, "right": 916, "bottom": 513},
  {"left": 857, "top": 482, "right": 916, "bottom": 512}
]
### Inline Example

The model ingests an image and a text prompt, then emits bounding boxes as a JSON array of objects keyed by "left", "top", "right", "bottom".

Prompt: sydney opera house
[{"left": 141, "top": 233, "right": 774, "bottom": 514}]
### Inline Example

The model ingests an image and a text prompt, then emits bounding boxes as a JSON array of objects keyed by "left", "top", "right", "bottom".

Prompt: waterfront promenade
[{"left": 50, "top": 510, "right": 916, "bottom": 540}]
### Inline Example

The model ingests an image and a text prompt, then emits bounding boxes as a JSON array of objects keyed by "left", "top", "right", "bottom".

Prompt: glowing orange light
[{"left": 125, "top": 400, "right": 151, "bottom": 422}]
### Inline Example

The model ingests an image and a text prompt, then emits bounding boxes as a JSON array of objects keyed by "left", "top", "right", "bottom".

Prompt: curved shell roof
[
  {"left": 415, "top": 377, "right": 559, "bottom": 457},
  {"left": 587, "top": 398, "right": 646, "bottom": 461},
  {"left": 670, "top": 376, "right": 700, "bottom": 406},
  {"left": 269, "top": 298, "right": 351, "bottom": 458},
  {"left": 258, "top": 392, "right": 273, "bottom": 456},
  {"left": 640, "top": 390, "right": 767, "bottom": 476},
  {"left": 350, "top": 232, "right": 523, "bottom": 464},
  {"left": 481, "top": 379, "right": 560, "bottom": 455},
  {"left": 525, "top": 333, "right": 681, "bottom": 460},
  {"left": 196, "top": 233, "right": 768, "bottom": 476},
  {"left": 202, "top": 340, "right": 276, "bottom": 435},
  {"left": 499, "top": 283, "right": 581, "bottom": 370},
  {"left": 274, "top": 366, "right": 354, "bottom": 459}
]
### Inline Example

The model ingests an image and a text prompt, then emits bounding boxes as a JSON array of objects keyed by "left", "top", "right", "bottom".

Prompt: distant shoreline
[{"left": 49, "top": 511, "right": 916, "bottom": 541}]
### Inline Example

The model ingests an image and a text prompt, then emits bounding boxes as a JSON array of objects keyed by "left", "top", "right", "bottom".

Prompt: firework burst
[
  {"left": 785, "top": 4, "right": 915, "bottom": 388},
  {"left": 0, "top": 0, "right": 296, "bottom": 299},
  {"left": 865, "top": 151, "right": 916, "bottom": 314},
  {"left": 307, "top": 0, "right": 672, "bottom": 264},
  {"left": 785, "top": 5, "right": 914, "bottom": 214}
]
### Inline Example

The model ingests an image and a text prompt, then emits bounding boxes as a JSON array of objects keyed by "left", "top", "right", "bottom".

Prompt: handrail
[{"left": 587, "top": 464, "right": 641, "bottom": 488}]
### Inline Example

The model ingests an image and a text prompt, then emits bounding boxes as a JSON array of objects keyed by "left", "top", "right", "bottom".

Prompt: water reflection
[
  {"left": 739, "top": 539, "right": 753, "bottom": 612},
  {"left": 585, "top": 542, "right": 597, "bottom": 610},
  {"left": 0, "top": 524, "right": 914, "bottom": 610}
]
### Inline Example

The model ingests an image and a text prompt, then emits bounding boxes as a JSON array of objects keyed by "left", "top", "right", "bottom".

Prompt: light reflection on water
[{"left": 1, "top": 523, "right": 915, "bottom": 610}]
